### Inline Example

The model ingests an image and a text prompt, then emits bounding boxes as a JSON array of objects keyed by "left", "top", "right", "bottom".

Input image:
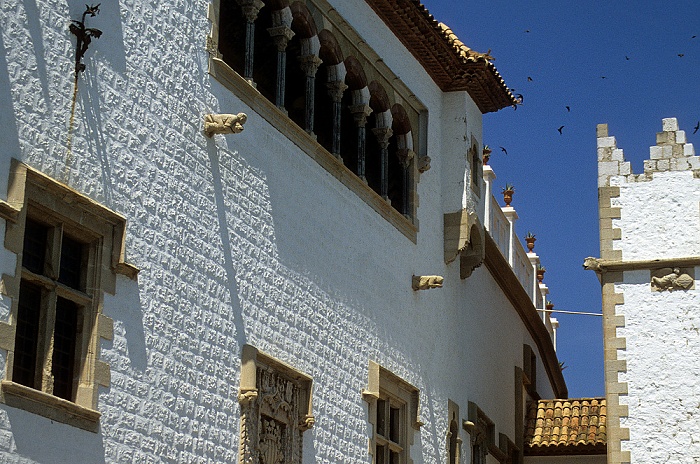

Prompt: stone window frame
[
  {"left": 463, "top": 401, "right": 495, "bottom": 464},
  {"left": 238, "top": 344, "right": 315, "bottom": 464},
  {"left": 463, "top": 401, "right": 518, "bottom": 464},
  {"left": 522, "top": 344, "right": 538, "bottom": 399},
  {"left": 447, "top": 399, "right": 462, "bottom": 464},
  {"left": 207, "top": 0, "right": 430, "bottom": 243},
  {"left": 362, "top": 360, "right": 422, "bottom": 464},
  {"left": 469, "top": 137, "right": 482, "bottom": 198},
  {"left": 0, "top": 160, "right": 137, "bottom": 432}
]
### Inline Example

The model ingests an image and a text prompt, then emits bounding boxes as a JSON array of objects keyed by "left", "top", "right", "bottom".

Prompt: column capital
[
  {"left": 396, "top": 148, "right": 415, "bottom": 167},
  {"left": 326, "top": 80, "right": 348, "bottom": 103},
  {"left": 267, "top": 26, "right": 294, "bottom": 51},
  {"left": 371, "top": 127, "right": 393, "bottom": 148},
  {"left": 237, "top": 0, "right": 265, "bottom": 22},
  {"left": 298, "top": 54, "right": 323, "bottom": 77},
  {"left": 349, "top": 104, "right": 372, "bottom": 127}
]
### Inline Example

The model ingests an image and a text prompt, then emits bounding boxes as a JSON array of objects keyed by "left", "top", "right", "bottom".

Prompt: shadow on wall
[
  {"left": 206, "top": 139, "right": 248, "bottom": 350},
  {"left": 0, "top": 31, "right": 21, "bottom": 195},
  {"left": 21, "top": 0, "right": 52, "bottom": 114},
  {"left": 111, "top": 274, "right": 147, "bottom": 372},
  {"left": 3, "top": 406, "right": 106, "bottom": 463},
  {"left": 79, "top": 59, "right": 114, "bottom": 205}
]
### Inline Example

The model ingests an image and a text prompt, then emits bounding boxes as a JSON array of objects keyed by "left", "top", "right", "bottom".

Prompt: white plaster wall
[
  {"left": 612, "top": 170, "right": 700, "bottom": 260},
  {"left": 612, "top": 167, "right": 700, "bottom": 462},
  {"left": 0, "top": 0, "right": 559, "bottom": 462},
  {"left": 616, "top": 272, "right": 700, "bottom": 463}
]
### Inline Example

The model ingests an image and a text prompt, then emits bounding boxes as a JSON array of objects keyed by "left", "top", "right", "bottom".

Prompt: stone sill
[
  {"left": 208, "top": 57, "right": 417, "bottom": 243},
  {"left": 1, "top": 380, "right": 100, "bottom": 432}
]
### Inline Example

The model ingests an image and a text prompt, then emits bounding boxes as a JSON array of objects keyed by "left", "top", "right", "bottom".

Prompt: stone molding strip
[
  {"left": 584, "top": 256, "right": 700, "bottom": 272},
  {"left": 484, "top": 233, "right": 567, "bottom": 399}
]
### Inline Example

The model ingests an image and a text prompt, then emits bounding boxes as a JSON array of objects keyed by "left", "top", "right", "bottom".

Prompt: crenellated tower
[{"left": 588, "top": 118, "right": 700, "bottom": 464}]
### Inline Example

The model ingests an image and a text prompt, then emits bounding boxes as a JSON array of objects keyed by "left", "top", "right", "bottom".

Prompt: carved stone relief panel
[
  {"left": 238, "top": 345, "right": 313, "bottom": 464},
  {"left": 650, "top": 267, "right": 695, "bottom": 291}
]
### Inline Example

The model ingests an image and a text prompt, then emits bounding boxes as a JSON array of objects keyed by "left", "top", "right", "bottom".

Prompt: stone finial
[
  {"left": 203, "top": 113, "right": 248, "bottom": 137},
  {"left": 412, "top": 275, "right": 444, "bottom": 291}
]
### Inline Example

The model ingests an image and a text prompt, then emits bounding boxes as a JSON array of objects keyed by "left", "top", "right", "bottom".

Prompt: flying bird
[
  {"left": 601, "top": 76, "right": 607, "bottom": 79},
  {"left": 625, "top": 55, "right": 630, "bottom": 60},
  {"left": 557, "top": 126, "right": 565, "bottom": 134},
  {"left": 525, "top": 29, "right": 530, "bottom": 33},
  {"left": 566, "top": 106, "right": 571, "bottom": 112},
  {"left": 694, "top": 121, "right": 699, "bottom": 134},
  {"left": 693, "top": 35, "right": 697, "bottom": 39},
  {"left": 527, "top": 76, "right": 533, "bottom": 82},
  {"left": 678, "top": 53, "right": 685, "bottom": 57},
  {"left": 500, "top": 146, "right": 508, "bottom": 155}
]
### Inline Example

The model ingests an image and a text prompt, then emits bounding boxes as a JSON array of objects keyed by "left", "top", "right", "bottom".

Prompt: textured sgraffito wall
[{"left": 0, "top": 0, "right": 557, "bottom": 462}]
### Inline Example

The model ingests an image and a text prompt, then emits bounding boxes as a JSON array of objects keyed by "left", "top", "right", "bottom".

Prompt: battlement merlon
[{"left": 597, "top": 118, "right": 700, "bottom": 188}]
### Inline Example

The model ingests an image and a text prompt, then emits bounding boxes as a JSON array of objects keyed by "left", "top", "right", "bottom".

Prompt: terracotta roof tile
[
  {"left": 365, "top": 0, "right": 519, "bottom": 113},
  {"left": 524, "top": 398, "right": 607, "bottom": 456}
]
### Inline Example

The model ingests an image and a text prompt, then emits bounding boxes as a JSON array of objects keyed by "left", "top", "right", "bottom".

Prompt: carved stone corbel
[
  {"left": 203, "top": 112, "right": 247, "bottom": 137},
  {"left": 444, "top": 209, "right": 485, "bottom": 279},
  {"left": 417, "top": 154, "right": 431, "bottom": 173},
  {"left": 298, "top": 415, "right": 315, "bottom": 431},
  {"left": 412, "top": 275, "right": 444, "bottom": 291}
]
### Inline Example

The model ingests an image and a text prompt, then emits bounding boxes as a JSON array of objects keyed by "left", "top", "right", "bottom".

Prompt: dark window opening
[
  {"left": 52, "top": 298, "right": 79, "bottom": 401},
  {"left": 13, "top": 281, "right": 42, "bottom": 389},
  {"left": 314, "top": 65, "right": 334, "bottom": 152},
  {"left": 59, "top": 235, "right": 85, "bottom": 291},
  {"left": 22, "top": 219, "right": 48, "bottom": 275}
]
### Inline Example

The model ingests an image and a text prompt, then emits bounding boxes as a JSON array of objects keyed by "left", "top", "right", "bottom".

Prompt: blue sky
[{"left": 420, "top": 0, "right": 700, "bottom": 398}]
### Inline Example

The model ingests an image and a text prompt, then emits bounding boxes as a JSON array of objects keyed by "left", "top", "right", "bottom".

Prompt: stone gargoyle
[{"left": 203, "top": 112, "right": 248, "bottom": 137}]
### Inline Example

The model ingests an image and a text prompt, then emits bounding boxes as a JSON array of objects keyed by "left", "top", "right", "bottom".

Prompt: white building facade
[
  {"left": 0, "top": 1, "right": 567, "bottom": 462},
  {"left": 588, "top": 118, "right": 700, "bottom": 463}
]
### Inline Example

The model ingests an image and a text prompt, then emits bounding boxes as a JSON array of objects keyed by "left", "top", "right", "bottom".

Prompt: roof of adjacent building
[
  {"left": 524, "top": 398, "right": 607, "bottom": 456},
  {"left": 365, "top": 0, "right": 519, "bottom": 113}
]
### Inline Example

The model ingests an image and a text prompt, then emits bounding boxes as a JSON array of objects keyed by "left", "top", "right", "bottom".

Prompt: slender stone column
[
  {"left": 267, "top": 26, "right": 294, "bottom": 109},
  {"left": 396, "top": 148, "right": 414, "bottom": 216},
  {"left": 326, "top": 80, "right": 348, "bottom": 158},
  {"left": 298, "top": 55, "right": 323, "bottom": 135},
  {"left": 349, "top": 104, "right": 372, "bottom": 181},
  {"left": 371, "top": 127, "right": 393, "bottom": 200},
  {"left": 237, "top": 0, "right": 265, "bottom": 83}
]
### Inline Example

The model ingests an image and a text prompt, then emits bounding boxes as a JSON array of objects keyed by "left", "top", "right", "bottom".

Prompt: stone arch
[
  {"left": 388, "top": 103, "right": 414, "bottom": 216},
  {"left": 339, "top": 56, "right": 369, "bottom": 170},
  {"left": 318, "top": 30, "right": 344, "bottom": 66},
  {"left": 268, "top": 0, "right": 290, "bottom": 9},
  {"left": 366, "top": 81, "right": 392, "bottom": 196},
  {"left": 290, "top": 2, "right": 318, "bottom": 41},
  {"left": 368, "top": 81, "right": 391, "bottom": 116},
  {"left": 315, "top": 30, "right": 347, "bottom": 155},
  {"left": 343, "top": 56, "right": 368, "bottom": 91},
  {"left": 285, "top": 2, "right": 321, "bottom": 132},
  {"left": 391, "top": 103, "right": 412, "bottom": 136}
]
